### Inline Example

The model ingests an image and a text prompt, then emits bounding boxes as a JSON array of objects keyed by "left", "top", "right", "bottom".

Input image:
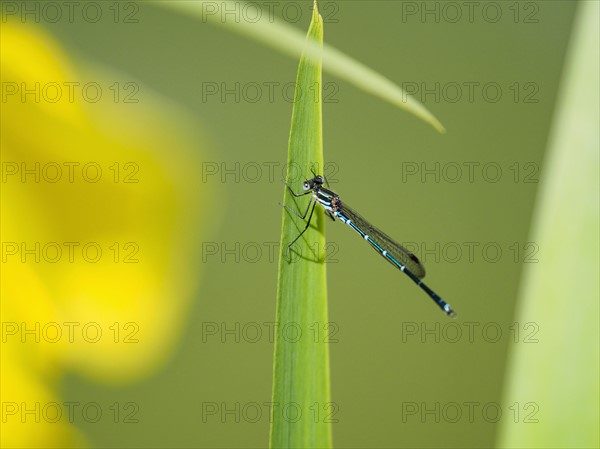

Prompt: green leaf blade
[
  {"left": 497, "top": 2, "right": 600, "bottom": 448},
  {"left": 270, "top": 5, "right": 331, "bottom": 449},
  {"left": 159, "top": 0, "right": 445, "bottom": 132}
]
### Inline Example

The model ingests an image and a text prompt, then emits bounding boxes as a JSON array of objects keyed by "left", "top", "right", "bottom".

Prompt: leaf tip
[
  {"left": 427, "top": 114, "right": 446, "bottom": 133},
  {"left": 435, "top": 121, "right": 447, "bottom": 134},
  {"left": 312, "top": 0, "right": 322, "bottom": 23}
]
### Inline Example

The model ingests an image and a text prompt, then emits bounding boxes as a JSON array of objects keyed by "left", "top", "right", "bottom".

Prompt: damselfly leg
[{"left": 279, "top": 178, "right": 318, "bottom": 258}]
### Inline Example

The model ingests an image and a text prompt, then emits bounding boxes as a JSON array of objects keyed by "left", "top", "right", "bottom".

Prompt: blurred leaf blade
[
  {"left": 497, "top": 2, "right": 599, "bottom": 448},
  {"left": 159, "top": 0, "right": 445, "bottom": 132},
  {"left": 270, "top": 4, "right": 331, "bottom": 448}
]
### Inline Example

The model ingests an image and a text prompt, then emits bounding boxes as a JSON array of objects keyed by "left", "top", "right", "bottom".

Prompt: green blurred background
[{"left": 2, "top": 0, "right": 591, "bottom": 448}]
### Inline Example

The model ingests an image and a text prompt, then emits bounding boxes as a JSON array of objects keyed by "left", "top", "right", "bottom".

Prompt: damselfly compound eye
[{"left": 302, "top": 181, "right": 310, "bottom": 190}]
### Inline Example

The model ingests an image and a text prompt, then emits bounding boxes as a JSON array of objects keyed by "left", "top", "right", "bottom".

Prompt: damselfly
[{"left": 282, "top": 174, "right": 457, "bottom": 318}]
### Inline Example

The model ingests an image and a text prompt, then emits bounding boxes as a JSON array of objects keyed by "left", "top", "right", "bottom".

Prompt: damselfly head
[{"left": 302, "top": 175, "right": 325, "bottom": 190}]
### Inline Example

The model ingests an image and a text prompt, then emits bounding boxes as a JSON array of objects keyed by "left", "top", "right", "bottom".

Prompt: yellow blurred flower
[{"left": 1, "top": 20, "right": 214, "bottom": 447}]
